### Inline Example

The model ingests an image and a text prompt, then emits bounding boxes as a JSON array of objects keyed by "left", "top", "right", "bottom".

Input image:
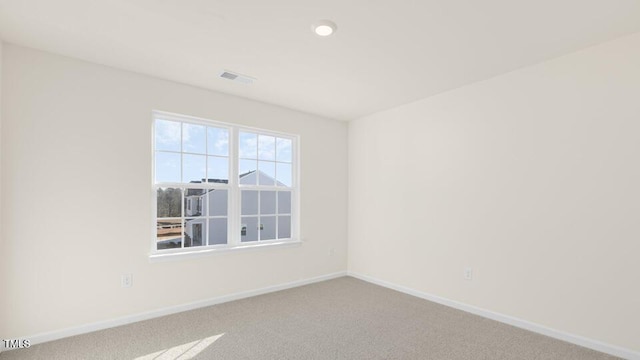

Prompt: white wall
[
  {"left": 349, "top": 32, "right": 640, "bottom": 352},
  {"left": 0, "top": 44, "right": 348, "bottom": 339}
]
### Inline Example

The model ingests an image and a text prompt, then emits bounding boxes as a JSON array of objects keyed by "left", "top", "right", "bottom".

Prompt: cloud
[
  {"left": 155, "top": 120, "right": 181, "bottom": 149},
  {"left": 239, "top": 132, "right": 258, "bottom": 158},
  {"left": 182, "top": 123, "right": 206, "bottom": 153},
  {"left": 208, "top": 127, "right": 229, "bottom": 156}
]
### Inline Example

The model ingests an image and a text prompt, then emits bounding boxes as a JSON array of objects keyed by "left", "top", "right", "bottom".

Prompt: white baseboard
[
  {"left": 348, "top": 272, "right": 639, "bottom": 360},
  {"left": 13, "top": 271, "right": 638, "bottom": 359},
  {"left": 20, "top": 271, "right": 347, "bottom": 348}
]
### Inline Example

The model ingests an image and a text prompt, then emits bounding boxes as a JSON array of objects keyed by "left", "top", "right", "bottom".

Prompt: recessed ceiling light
[{"left": 312, "top": 20, "right": 337, "bottom": 37}]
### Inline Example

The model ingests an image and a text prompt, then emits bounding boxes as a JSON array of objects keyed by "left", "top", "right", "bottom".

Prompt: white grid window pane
[
  {"left": 241, "top": 217, "right": 258, "bottom": 242},
  {"left": 207, "top": 127, "right": 229, "bottom": 156},
  {"left": 276, "top": 162, "right": 292, "bottom": 187},
  {"left": 157, "top": 219, "right": 182, "bottom": 249},
  {"left": 258, "top": 135, "right": 276, "bottom": 160},
  {"left": 278, "top": 191, "right": 291, "bottom": 214},
  {"left": 209, "top": 189, "right": 228, "bottom": 216},
  {"left": 278, "top": 216, "right": 291, "bottom": 239},
  {"left": 182, "top": 123, "right": 206, "bottom": 154},
  {"left": 184, "top": 188, "right": 207, "bottom": 217},
  {"left": 241, "top": 190, "right": 259, "bottom": 215},
  {"left": 258, "top": 161, "right": 276, "bottom": 186},
  {"left": 239, "top": 132, "right": 257, "bottom": 159},
  {"left": 208, "top": 218, "right": 228, "bottom": 245},
  {"left": 157, "top": 187, "right": 182, "bottom": 218},
  {"left": 207, "top": 156, "right": 228, "bottom": 182},
  {"left": 276, "top": 138, "right": 292, "bottom": 162},
  {"left": 260, "top": 216, "right": 276, "bottom": 240},
  {"left": 184, "top": 219, "right": 205, "bottom": 247},
  {"left": 155, "top": 152, "right": 181, "bottom": 183},
  {"left": 155, "top": 120, "right": 181, "bottom": 152},
  {"left": 260, "top": 191, "right": 276, "bottom": 215},
  {"left": 183, "top": 154, "right": 206, "bottom": 183},
  {"left": 239, "top": 159, "right": 257, "bottom": 185}
]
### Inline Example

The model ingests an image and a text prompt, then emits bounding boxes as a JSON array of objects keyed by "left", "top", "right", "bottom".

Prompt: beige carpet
[{"left": 0, "top": 277, "right": 619, "bottom": 360}]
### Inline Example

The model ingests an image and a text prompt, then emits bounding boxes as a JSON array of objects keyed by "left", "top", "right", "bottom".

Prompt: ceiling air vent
[{"left": 219, "top": 70, "right": 255, "bottom": 85}]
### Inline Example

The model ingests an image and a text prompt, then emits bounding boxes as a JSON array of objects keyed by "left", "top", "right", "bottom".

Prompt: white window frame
[{"left": 150, "top": 110, "right": 300, "bottom": 259}]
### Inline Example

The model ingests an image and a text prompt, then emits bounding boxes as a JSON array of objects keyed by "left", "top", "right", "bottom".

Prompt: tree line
[{"left": 157, "top": 188, "right": 182, "bottom": 218}]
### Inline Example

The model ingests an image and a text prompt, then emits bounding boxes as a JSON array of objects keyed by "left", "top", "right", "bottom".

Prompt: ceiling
[{"left": 1, "top": 1, "right": 640, "bottom": 121}]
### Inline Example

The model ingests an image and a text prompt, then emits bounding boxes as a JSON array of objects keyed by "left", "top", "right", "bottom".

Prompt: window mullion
[
  {"left": 257, "top": 188, "right": 261, "bottom": 241},
  {"left": 181, "top": 188, "right": 185, "bottom": 248},
  {"left": 230, "top": 126, "right": 240, "bottom": 246}
]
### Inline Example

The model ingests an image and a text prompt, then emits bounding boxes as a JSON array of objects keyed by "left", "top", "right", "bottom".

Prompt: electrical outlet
[
  {"left": 328, "top": 248, "right": 335, "bottom": 256},
  {"left": 464, "top": 267, "right": 473, "bottom": 280},
  {"left": 121, "top": 274, "right": 133, "bottom": 288}
]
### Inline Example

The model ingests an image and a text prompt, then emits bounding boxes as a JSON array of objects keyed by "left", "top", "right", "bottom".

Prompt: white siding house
[{"left": 159, "top": 170, "right": 291, "bottom": 249}]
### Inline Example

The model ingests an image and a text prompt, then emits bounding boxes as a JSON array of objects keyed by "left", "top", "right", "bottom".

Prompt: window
[{"left": 152, "top": 111, "right": 298, "bottom": 255}]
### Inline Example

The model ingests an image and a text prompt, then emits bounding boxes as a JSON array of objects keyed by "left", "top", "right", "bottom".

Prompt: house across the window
[{"left": 153, "top": 111, "right": 298, "bottom": 254}]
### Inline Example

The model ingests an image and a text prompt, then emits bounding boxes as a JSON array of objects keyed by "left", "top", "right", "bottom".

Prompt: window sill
[{"left": 149, "top": 239, "right": 302, "bottom": 262}]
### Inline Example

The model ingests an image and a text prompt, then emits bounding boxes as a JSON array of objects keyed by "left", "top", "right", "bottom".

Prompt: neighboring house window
[{"left": 153, "top": 111, "right": 298, "bottom": 254}]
